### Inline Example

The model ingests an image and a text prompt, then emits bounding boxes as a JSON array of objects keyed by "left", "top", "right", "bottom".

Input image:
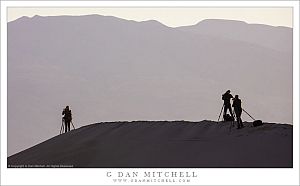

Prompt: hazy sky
[
  {"left": 8, "top": 7, "right": 293, "bottom": 27},
  {"left": 7, "top": 6, "right": 293, "bottom": 156}
]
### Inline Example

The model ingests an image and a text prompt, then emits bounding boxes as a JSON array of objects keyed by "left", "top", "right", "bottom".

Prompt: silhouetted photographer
[
  {"left": 232, "top": 95, "right": 244, "bottom": 129},
  {"left": 62, "top": 106, "right": 72, "bottom": 133},
  {"left": 222, "top": 90, "right": 234, "bottom": 121}
]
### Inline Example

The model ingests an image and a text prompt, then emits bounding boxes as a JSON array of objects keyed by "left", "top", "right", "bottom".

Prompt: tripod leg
[
  {"left": 71, "top": 121, "right": 75, "bottom": 130},
  {"left": 60, "top": 119, "right": 64, "bottom": 134},
  {"left": 218, "top": 105, "right": 224, "bottom": 122},
  {"left": 242, "top": 108, "right": 256, "bottom": 121},
  {"left": 62, "top": 119, "right": 66, "bottom": 134},
  {"left": 232, "top": 110, "right": 236, "bottom": 121}
]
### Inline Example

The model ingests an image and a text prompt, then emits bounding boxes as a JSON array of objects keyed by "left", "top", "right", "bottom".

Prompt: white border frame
[{"left": 1, "top": 1, "right": 299, "bottom": 185}]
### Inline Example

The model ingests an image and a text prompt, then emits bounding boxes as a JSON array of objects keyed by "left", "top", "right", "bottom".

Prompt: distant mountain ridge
[
  {"left": 10, "top": 15, "right": 292, "bottom": 53},
  {"left": 12, "top": 15, "right": 292, "bottom": 50},
  {"left": 8, "top": 15, "right": 292, "bottom": 156},
  {"left": 179, "top": 19, "right": 292, "bottom": 53}
]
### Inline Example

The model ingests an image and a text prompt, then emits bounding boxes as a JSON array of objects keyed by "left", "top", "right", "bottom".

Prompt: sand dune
[{"left": 7, "top": 120, "right": 292, "bottom": 168}]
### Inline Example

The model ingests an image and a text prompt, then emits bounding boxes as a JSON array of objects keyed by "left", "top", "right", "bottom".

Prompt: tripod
[
  {"left": 217, "top": 104, "right": 224, "bottom": 122},
  {"left": 60, "top": 118, "right": 75, "bottom": 135},
  {"left": 217, "top": 104, "right": 235, "bottom": 133},
  {"left": 218, "top": 104, "right": 235, "bottom": 121}
]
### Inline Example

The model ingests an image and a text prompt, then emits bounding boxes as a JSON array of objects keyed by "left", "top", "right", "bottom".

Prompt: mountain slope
[{"left": 8, "top": 121, "right": 292, "bottom": 168}]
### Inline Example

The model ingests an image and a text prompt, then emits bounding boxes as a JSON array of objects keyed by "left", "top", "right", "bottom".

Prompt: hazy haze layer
[{"left": 7, "top": 15, "right": 292, "bottom": 156}]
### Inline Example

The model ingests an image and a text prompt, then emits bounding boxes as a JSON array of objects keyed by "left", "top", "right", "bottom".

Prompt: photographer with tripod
[
  {"left": 62, "top": 106, "right": 72, "bottom": 133},
  {"left": 222, "top": 90, "right": 234, "bottom": 121}
]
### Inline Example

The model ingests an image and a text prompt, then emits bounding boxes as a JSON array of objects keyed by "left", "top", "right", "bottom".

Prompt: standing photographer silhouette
[{"left": 62, "top": 106, "right": 72, "bottom": 133}]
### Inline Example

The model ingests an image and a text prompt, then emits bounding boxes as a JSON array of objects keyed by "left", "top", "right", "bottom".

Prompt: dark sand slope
[{"left": 8, "top": 121, "right": 292, "bottom": 168}]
